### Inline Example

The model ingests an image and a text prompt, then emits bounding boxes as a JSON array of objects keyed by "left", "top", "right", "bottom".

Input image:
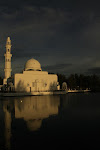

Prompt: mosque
[{"left": 1, "top": 37, "right": 67, "bottom": 96}]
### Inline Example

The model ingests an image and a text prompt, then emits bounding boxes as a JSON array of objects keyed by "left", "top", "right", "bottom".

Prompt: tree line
[{"left": 57, "top": 74, "right": 100, "bottom": 91}]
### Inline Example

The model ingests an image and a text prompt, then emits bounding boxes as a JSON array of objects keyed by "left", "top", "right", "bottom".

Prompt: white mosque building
[{"left": 1, "top": 37, "right": 67, "bottom": 96}]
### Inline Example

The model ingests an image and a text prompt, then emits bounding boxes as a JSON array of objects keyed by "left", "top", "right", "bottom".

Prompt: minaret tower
[{"left": 3, "top": 37, "right": 12, "bottom": 85}]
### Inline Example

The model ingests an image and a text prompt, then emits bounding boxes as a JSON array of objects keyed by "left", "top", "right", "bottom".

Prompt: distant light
[{"left": 21, "top": 100, "right": 22, "bottom": 103}]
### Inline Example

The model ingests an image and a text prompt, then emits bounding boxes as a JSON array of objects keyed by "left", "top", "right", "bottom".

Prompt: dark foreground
[{"left": 0, "top": 93, "right": 100, "bottom": 149}]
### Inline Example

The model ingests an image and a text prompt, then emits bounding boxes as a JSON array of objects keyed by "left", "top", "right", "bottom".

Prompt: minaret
[{"left": 3, "top": 37, "right": 12, "bottom": 85}]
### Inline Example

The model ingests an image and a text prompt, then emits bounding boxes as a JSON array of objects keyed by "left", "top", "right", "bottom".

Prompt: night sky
[{"left": 0, "top": 0, "right": 100, "bottom": 77}]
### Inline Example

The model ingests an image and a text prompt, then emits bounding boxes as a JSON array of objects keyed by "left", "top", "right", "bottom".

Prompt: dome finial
[{"left": 6, "top": 37, "right": 11, "bottom": 45}]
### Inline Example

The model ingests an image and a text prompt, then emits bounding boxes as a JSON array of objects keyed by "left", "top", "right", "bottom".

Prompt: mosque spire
[
  {"left": 3, "top": 37, "right": 12, "bottom": 85},
  {"left": 6, "top": 37, "right": 11, "bottom": 45}
]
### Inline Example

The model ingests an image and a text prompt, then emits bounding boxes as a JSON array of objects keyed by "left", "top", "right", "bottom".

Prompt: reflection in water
[
  {"left": 3, "top": 101, "right": 12, "bottom": 150},
  {"left": 3, "top": 104, "right": 11, "bottom": 149},
  {"left": 2, "top": 96, "right": 60, "bottom": 149},
  {"left": 1, "top": 93, "right": 100, "bottom": 150},
  {"left": 15, "top": 96, "right": 60, "bottom": 131}
]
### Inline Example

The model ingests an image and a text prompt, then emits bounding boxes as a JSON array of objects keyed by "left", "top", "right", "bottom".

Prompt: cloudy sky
[{"left": 0, "top": 0, "right": 100, "bottom": 77}]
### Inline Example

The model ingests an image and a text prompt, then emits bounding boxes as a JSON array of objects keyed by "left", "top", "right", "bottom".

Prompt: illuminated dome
[{"left": 25, "top": 58, "right": 42, "bottom": 71}]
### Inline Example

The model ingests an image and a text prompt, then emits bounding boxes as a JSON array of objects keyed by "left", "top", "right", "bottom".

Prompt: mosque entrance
[
  {"left": 37, "top": 83, "right": 42, "bottom": 92},
  {"left": 30, "top": 87, "right": 31, "bottom": 92}
]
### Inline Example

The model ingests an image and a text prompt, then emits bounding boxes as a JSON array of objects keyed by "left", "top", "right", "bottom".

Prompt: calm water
[{"left": 0, "top": 93, "right": 100, "bottom": 149}]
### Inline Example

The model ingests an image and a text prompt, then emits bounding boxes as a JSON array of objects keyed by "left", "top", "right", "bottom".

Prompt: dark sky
[{"left": 0, "top": 0, "right": 100, "bottom": 77}]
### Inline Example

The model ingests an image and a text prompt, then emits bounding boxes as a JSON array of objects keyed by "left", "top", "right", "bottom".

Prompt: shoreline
[
  {"left": 0, "top": 89, "right": 91, "bottom": 97},
  {"left": 0, "top": 90, "right": 67, "bottom": 97},
  {"left": 68, "top": 89, "right": 91, "bottom": 93}
]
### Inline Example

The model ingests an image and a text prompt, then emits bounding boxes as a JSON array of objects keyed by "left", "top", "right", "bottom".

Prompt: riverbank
[
  {"left": 0, "top": 90, "right": 67, "bottom": 97},
  {"left": 0, "top": 89, "right": 91, "bottom": 97},
  {"left": 68, "top": 89, "right": 91, "bottom": 93}
]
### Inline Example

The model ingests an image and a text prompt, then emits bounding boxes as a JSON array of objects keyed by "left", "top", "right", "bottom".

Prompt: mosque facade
[
  {"left": 14, "top": 59, "right": 60, "bottom": 92},
  {"left": 2, "top": 37, "right": 62, "bottom": 94}
]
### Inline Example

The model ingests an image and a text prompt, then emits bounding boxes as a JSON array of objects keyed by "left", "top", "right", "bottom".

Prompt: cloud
[
  {"left": 88, "top": 67, "right": 100, "bottom": 74},
  {"left": 42, "top": 63, "right": 72, "bottom": 72},
  {"left": 0, "top": 0, "right": 100, "bottom": 76},
  {"left": 12, "top": 49, "right": 41, "bottom": 60}
]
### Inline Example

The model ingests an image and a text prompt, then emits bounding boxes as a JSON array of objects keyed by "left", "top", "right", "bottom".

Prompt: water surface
[{"left": 0, "top": 93, "right": 100, "bottom": 149}]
